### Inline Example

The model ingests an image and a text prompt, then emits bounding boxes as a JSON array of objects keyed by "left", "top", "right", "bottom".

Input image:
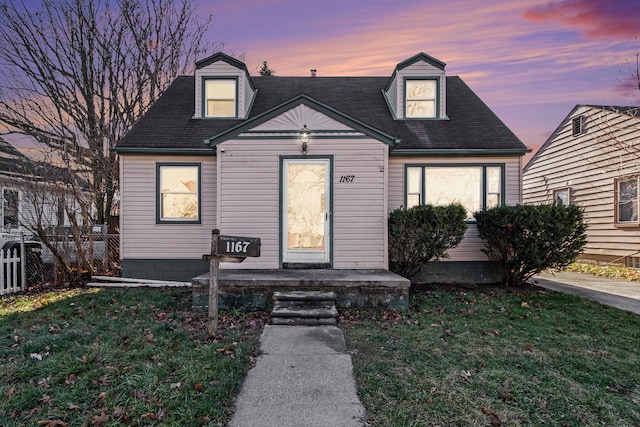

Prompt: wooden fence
[{"left": 0, "top": 246, "right": 24, "bottom": 295}]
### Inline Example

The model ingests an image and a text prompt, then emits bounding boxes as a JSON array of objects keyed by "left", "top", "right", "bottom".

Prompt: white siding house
[
  {"left": 115, "top": 52, "right": 529, "bottom": 282},
  {"left": 0, "top": 136, "right": 77, "bottom": 234},
  {"left": 523, "top": 105, "right": 640, "bottom": 266}
]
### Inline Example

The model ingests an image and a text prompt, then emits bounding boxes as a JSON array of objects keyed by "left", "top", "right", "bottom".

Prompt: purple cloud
[{"left": 523, "top": 0, "right": 640, "bottom": 39}]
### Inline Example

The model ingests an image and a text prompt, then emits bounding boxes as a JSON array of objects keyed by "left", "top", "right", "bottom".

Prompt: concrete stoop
[{"left": 270, "top": 291, "right": 339, "bottom": 326}]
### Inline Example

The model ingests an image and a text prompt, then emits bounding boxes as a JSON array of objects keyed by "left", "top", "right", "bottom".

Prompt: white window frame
[
  {"left": 405, "top": 78, "right": 438, "bottom": 118},
  {"left": 203, "top": 77, "right": 237, "bottom": 118},
  {"left": 615, "top": 176, "right": 639, "bottom": 226},
  {"left": 405, "top": 164, "right": 504, "bottom": 220},
  {"left": 156, "top": 163, "right": 201, "bottom": 224},
  {"left": 553, "top": 188, "right": 571, "bottom": 205}
]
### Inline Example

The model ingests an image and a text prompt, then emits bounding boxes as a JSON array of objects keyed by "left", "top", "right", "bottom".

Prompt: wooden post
[{"left": 207, "top": 229, "right": 220, "bottom": 336}]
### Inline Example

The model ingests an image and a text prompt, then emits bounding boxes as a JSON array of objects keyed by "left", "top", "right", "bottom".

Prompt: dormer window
[
  {"left": 405, "top": 79, "right": 438, "bottom": 118},
  {"left": 204, "top": 78, "right": 237, "bottom": 118}
]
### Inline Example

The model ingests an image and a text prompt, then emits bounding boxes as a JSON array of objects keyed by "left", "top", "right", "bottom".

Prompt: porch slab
[{"left": 192, "top": 269, "right": 410, "bottom": 311}]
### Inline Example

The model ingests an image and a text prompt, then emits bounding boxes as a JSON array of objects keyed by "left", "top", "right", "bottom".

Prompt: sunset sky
[{"left": 196, "top": 0, "right": 640, "bottom": 158}]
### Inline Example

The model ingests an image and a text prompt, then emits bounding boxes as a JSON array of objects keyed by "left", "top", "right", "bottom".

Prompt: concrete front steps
[
  {"left": 191, "top": 269, "right": 410, "bottom": 312},
  {"left": 270, "top": 291, "right": 338, "bottom": 326}
]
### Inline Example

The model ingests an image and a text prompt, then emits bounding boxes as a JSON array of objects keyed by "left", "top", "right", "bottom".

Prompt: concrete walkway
[
  {"left": 228, "top": 325, "right": 366, "bottom": 427},
  {"left": 533, "top": 270, "right": 640, "bottom": 315},
  {"left": 228, "top": 271, "right": 639, "bottom": 427}
]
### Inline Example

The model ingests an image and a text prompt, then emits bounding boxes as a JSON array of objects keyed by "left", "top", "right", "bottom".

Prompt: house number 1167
[
  {"left": 226, "top": 241, "right": 250, "bottom": 253},
  {"left": 339, "top": 175, "right": 355, "bottom": 183}
]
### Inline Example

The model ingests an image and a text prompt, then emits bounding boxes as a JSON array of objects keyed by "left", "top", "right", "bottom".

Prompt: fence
[
  {"left": 39, "top": 233, "right": 120, "bottom": 282},
  {"left": 0, "top": 245, "right": 23, "bottom": 295},
  {"left": 0, "top": 228, "right": 121, "bottom": 291}
]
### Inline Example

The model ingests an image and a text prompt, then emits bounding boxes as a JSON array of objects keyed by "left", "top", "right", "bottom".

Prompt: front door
[{"left": 282, "top": 158, "right": 331, "bottom": 265}]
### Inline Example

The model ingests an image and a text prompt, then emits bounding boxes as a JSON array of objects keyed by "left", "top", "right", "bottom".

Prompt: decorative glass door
[{"left": 282, "top": 159, "right": 330, "bottom": 264}]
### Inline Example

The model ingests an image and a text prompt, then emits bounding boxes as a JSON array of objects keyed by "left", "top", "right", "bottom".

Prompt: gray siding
[
  {"left": 119, "top": 155, "right": 217, "bottom": 260},
  {"left": 217, "top": 106, "right": 388, "bottom": 269},
  {"left": 523, "top": 106, "right": 640, "bottom": 262}
]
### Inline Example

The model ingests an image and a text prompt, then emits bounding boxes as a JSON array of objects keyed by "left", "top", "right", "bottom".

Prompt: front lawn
[
  {"left": 3, "top": 283, "right": 639, "bottom": 426},
  {"left": 342, "top": 285, "right": 640, "bottom": 426},
  {"left": 0, "top": 287, "right": 266, "bottom": 426}
]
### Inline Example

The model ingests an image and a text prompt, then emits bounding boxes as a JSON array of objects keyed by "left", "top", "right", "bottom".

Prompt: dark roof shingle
[{"left": 116, "top": 75, "right": 527, "bottom": 153}]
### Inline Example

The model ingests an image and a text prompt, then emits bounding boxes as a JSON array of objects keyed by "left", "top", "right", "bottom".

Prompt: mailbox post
[
  {"left": 203, "top": 229, "right": 261, "bottom": 336},
  {"left": 207, "top": 229, "right": 220, "bottom": 336}
]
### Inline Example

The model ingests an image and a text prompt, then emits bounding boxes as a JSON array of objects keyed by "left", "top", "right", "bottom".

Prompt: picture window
[{"left": 405, "top": 165, "right": 503, "bottom": 220}]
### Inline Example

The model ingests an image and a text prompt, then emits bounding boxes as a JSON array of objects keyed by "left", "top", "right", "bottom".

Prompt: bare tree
[
  {"left": 0, "top": 0, "right": 217, "bottom": 228},
  {"left": 623, "top": 37, "right": 640, "bottom": 100}
]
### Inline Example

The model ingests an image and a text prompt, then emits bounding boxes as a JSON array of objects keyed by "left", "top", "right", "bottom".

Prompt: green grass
[
  {"left": 0, "top": 287, "right": 265, "bottom": 426},
  {"left": 342, "top": 285, "right": 640, "bottom": 426}
]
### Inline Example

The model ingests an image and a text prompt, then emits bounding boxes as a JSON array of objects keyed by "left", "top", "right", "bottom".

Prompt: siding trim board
[{"left": 392, "top": 148, "right": 527, "bottom": 156}]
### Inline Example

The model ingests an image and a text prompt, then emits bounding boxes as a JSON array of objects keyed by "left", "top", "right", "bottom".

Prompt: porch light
[{"left": 299, "top": 124, "right": 310, "bottom": 154}]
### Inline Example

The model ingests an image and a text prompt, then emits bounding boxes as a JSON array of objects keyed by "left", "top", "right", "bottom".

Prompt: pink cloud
[
  {"left": 612, "top": 74, "right": 640, "bottom": 101},
  {"left": 523, "top": 0, "right": 640, "bottom": 39}
]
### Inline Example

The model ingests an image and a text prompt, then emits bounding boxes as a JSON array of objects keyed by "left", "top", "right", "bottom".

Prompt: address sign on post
[{"left": 216, "top": 234, "right": 261, "bottom": 258}]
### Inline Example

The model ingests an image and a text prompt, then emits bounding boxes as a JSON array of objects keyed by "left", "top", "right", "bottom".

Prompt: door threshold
[{"left": 282, "top": 263, "right": 331, "bottom": 270}]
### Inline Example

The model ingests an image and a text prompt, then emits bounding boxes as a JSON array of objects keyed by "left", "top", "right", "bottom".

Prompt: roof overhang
[
  {"left": 391, "top": 148, "right": 531, "bottom": 156},
  {"left": 113, "top": 147, "right": 216, "bottom": 155}
]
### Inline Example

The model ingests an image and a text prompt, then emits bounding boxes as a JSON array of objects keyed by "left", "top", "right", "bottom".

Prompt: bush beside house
[
  {"left": 388, "top": 203, "right": 467, "bottom": 279},
  {"left": 475, "top": 204, "right": 587, "bottom": 286}
]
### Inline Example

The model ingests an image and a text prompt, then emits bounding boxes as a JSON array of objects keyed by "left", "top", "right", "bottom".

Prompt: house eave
[
  {"left": 391, "top": 148, "right": 530, "bottom": 156},
  {"left": 113, "top": 147, "right": 217, "bottom": 155}
]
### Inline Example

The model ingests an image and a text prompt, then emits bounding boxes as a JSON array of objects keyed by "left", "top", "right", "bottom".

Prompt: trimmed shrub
[
  {"left": 388, "top": 203, "right": 467, "bottom": 279},
  {"left": 475, "top": 203, "right": 587, "bottom": 286}
]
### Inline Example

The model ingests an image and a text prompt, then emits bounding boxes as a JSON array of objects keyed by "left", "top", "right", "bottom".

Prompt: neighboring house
[
  {"left": 114, "top": 52, "right": 529, "bottom": 282},
  {"left": 0, "top": 136, "right": 71, "bottom": 233},
  {"left": 523, "top": 105, "right": 640, "bottom": 267}
]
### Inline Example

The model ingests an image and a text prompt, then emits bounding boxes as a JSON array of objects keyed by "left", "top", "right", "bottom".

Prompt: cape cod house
[
  {"left": 523, "top": 105, "right": 640, "bottom": 267},
  {"left": 114, "top": 52, "right": 529, "bottom": 283}
]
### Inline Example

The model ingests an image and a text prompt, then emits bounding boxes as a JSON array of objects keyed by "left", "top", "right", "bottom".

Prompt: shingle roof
[
  {"left": 115, "top": 75, "right": 527, "bottom": 154},
  {"left": 0, "top": 136, "right": 37, "bottom": 178}
]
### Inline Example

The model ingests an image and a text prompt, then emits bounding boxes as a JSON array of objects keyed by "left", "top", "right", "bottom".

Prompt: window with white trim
[
  {"left": 616, "top": 176, "right": 638, "bottom": 224},
  {"left": 3, "top": 189, "right": 19, "bottom": 228},
  {"left": 157, "top": 164, "right": 200, "bottom": 223},
  {"left": 554, "top": 188, "right": 570, "bottom": 205},
  {"left": 405, "top": 165, "right": 503, "bottom": 219},
  {"left": 204, "top": 78, "right": 237, "bottom": 117},
  {"left": 405, "top": 79, "right": 438, "bottom": 118}
]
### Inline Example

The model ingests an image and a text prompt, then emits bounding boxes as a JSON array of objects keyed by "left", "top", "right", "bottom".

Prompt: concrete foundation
[{"left": 192, "top": 269, "right": 410, "bottom": 311}]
